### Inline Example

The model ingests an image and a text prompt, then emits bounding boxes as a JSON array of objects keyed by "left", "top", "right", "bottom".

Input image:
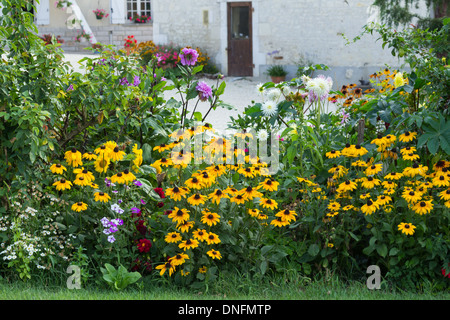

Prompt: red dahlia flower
[{"left": 137, "top": 239, "right": 152, "bottom": 253}]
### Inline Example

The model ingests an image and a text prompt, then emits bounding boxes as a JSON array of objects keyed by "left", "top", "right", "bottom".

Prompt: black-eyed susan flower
[
  {"left": 327, "top": 201, "right": 341, "bottom": 211},
  {"left": 275, "top": 209, "right": 297, "bottom": 222},
  {"left": 71, "top": 202, "right": 88, "bottom": 212},
  {"left": 208, "top": 164, "right": 227, "bottom": 177},
  {"left": 382, "top": 134, "right": 396, "bottom": 146},
  {"left": 403, "top": 163, "right": 428, "bottom": 178},
  {"left": 384, "top": 172, "right": 402, "bottom": 180},
  {"left": 270, "top": 216, "right": 289, "bottom": 227},
  {"left": 398, "top": 222, "right": 416, "bottom": 236},
  {"left": 209, "top": 189, "right": 229, "bottom": 205},
  {"left": 230, "top": 194, "right": 246, "bottom": 205},
  {"left": 351, "top": 160, "right": 368, "bottom": 168},
  {"left": 198, "top": 171, "right": 215, "bottom": 187},
  {"left": 94, "top": 191, "right": 111, "bottom": 203},
  {"left": 178, "top": 238, "right": 199, "bottom": 251},
  {"left": 433, "top": 160, "right": 450, "bottom": 172},
  {"left": 122, "top": 169, "right": 136, "bottom": 184},
  {"left": 353, "top": 144, "right": 369, "bottom": 157},
  {"left": 258, "top": 178, "right": 279, "bottom": 192},
  {"left": 165, "top": 232, "right": 182, "bottom": 243},
  {"left": 94, "top": 144, "right": 110, "bottom": 156},
  {"left": 257, "top": 213, "right": 268, "bottom": 220},
  {"left": 224, "top": 186, "right": 239, "bottom": 196},
  {"left": 412, "top": 200, "right": 433, "bottom": 215},
  {"left": 153, "top": 143, "right": 171, "bottom": 153},
  {"left": 238, "top": 167, "right": 255, "bottom": 178},
  {"left": 326, "top": 211, "right": 339, "bottom": 217},
  {"left": 201, "top": 211, "right": 221, "bottom": 226},
  {"left": 53, "top": 178, "right": 72, "bottom": 191},
  {"left": 73, "top": 176, "right": 90, "bottom": 187},
  {"left": 239, "top": 186, "right": 263, "bottom": 200},
  {"left": 402, "top": 153, "right": 420, "bottom": 161},
  {"left": 342, "top": 205, "right": 355, "bottom": 211},
  {"left": 94, "top": 156, "right": 110, "bottom": 173},
  {"left": 176, "top": 220, "right": 195, "bottom": 233},
  {"left": 110, "top": 146, "right": 126, "bottom": 162},
  {"left": 111, "top": 172, "right": 126, "bottom": 184},
  {"left": 166, "top": 186, "right": 188, "bottom": 201},
  {"left": 326, "top": 150, "right": 341, "bottom": 159},
  {"left": 153, "top": 157, "right": 173, "bottom": 168},
  {"left": 205, "top": 232, "right": 221, "bottom": 245},
  {"left": 341, "top": 143, "right": 357, "bottom": 157},
  {"left": 185, "top": 176, "right": 204, "bottom": 190},
  {"left": 432, "top": 173, "right": 449, "bottom": 187},
  {"left": 187, "top": 193, "right": 207, "bottom": 206},
  {"left": 371, "top": 135, "right": 386, "bottom": 148},
  {"left": 74, "top": 167, "right": 95, "bottom": 183},
  {"left": 360, "top": 176, "right": 381, "bottom": 189},
  {"left": 50, "top": 163, "right": 67, "bottom": 175},
  {"left": 365, "top": 164, "right": 383, "bottom": 176},
  {"left": 156, "top": 261, "right": 175, "bottom": 276},
  {"left": 198, "top": 266, "right": 208, "bottom": 273},
  {"left": 376, "top": 195, "right": 392, "bottom": 206},
  {"left": 169, "top": 253, "right": 189, "bottom": 266},
  {"left": 361, "top": 199, "right": 378, "bottom": 215},
  {"left": 382, "top": 180, "right": 397, "bottom": 190},
  {"left": 171, "top": 150, "right": 192, "bottom": 167},
  {"left": 207, "top": 249, "right": 222, "bottom": 260},
  {"left": 439, "top": 188, "right": 450, "bottom": 201},
  {"left": 360, "top": 192, "right": 371, "bottom": 199},
  {"left": 400, "top": 146, "right": 417, "bottom": 156},
  {"left": 337, "top": 180, "right": 357, "bottom": 193},
  {"left": 192, "top": 229, "right": 209, "bottom": 242},
  {"left": 248, "top": 208, "right": 260, "bottom": 217},
  {"left": 399, "top": 131, "right": 417, "bottom": 143},
  {"left": 259, "top": 198, "right": 278, "bottom": 210},
  {"left": 168, "top": 207, "right": 190, "bottom": 224},
  {"left": 402, "top": 190, "right": 422, "bottom": 204},
  {"left": 64, "top": 148, "right": 83, "bottom": 167},
  {"left": 82, "top": 152, "right": 97, "bottom": 161},
  {"left": 328, "top": 165, "right": 348, "bottom": 179}
]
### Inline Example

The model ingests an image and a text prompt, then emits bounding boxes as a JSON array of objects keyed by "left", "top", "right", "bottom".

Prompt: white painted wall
[{"left": 152, "top": 0, "right": 431, "bottom": 83}]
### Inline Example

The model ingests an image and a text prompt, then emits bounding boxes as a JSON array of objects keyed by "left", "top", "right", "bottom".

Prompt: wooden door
[{"left": 227, "top": 2, "right": 253, "bottom": 76}]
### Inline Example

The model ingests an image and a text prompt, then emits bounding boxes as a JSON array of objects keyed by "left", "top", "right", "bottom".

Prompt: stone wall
[
  {"left": 36, "top": 0, "right": 153, "bottom": 51},
  {"left": 152, "top": 0, "right": 430, "bottom": 86}
]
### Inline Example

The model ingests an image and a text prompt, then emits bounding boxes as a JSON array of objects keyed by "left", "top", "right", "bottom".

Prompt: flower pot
[{"left": 271, "top": 76, "right": 286, "bottom": 84}]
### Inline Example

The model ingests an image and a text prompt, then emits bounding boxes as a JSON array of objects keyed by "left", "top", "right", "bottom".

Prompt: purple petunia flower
[
  {"left": 180, "top": 48, "right": 199, "bottom": 66},
  {"left": 66, "top": 84, "right": 74, "bottom": 92},
  {"left": 133, "top": 75, "right": 141, "bottom": 86},
  {"left": 140, "top": 199, "right": 146, "bottom": 205},
  {"left": 133, "top": 180, "right": 143, "bottom": 187},
  {"left": 107, "top": 235, "right": 116, "bottom": 243},
  {"left": 131, "top": 207, "right": 141, "bottom": 214}
]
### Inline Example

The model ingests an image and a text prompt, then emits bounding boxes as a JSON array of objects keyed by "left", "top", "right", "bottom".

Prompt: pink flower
[
  {"left": 196, "top": 81, "right": 213, "bottom": 101},
  {"left": 180, "top": 47, "right": 199, "bottom": 66}
]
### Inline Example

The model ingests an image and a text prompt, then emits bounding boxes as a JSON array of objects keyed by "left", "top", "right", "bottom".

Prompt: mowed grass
[{"left": 0, "top": 270, "right": 448, "bottom": 300}]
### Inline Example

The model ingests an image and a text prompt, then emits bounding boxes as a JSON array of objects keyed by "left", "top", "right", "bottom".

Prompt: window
[{"left": 127, "top": 0, "right": 151, "bottom": 20}]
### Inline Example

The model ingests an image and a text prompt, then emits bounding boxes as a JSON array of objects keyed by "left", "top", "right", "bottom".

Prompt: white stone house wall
[
  {"left": 152, "top": 0, "right": 431, "bottom": 85},
  {"left": 34, "top": 0, "right": 153, "bottom": 51}
]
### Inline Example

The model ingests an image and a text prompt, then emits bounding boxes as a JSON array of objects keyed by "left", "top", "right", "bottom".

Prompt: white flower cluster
[
  {"left": 302, "top": 74, "right": 333, "bottom": 102},
  {"left": 256, "top": 83, "right": 292, "bottom": 118}
]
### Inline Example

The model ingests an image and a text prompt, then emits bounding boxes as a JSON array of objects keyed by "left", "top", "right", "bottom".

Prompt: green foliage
[
  {"left": 100, "top": 263, "right": 142, "bottom": 291},
  {"left": 265, "top": 65, "right": 288, "bottom": 77}
]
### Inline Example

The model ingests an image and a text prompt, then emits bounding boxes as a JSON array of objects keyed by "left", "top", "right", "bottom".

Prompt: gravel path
[{"left": 63, "top": 53, "right": 264, "bottom": 132}]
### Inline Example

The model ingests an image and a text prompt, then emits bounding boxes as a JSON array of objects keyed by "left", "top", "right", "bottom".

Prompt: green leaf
[
  {"left": 307, "top": 244, "right": 320, "bottom": 257},
  {"left": 376, "top": 244, "right": 388, "bottom": 258}
]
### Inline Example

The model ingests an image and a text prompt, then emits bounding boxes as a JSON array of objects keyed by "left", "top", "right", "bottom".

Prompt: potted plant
[
  {"left": 129, "top": 14, "right": 151, "bottom": 23},
  {"left": 266, "top": 65, "right": 288, "bottom": 83},
  {"left": 124, "top": 35, "right": 137, "bottom": 55},
  {"left": 93, "top": 9, "right": 109, "bottom": 20},
  {"left": 75, "top": 30, "right": 91, "bottom": 43}
]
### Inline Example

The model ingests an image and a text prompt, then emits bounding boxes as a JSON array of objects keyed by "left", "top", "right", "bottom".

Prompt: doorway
[{"left": 227, "top": 2, "right": 253, "bottom": 76}]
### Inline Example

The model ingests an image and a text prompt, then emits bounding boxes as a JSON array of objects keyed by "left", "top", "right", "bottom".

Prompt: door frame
[{"left": 227, "top": 1, "right": 253, "bottom": 77}]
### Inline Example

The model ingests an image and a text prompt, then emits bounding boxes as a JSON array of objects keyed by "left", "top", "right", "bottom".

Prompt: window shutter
[
  {"left": 110, "top": 0, "right": 125, "bottom": 24},
  {"left": 35, "top": 0, "right": 50, "bottom": 25}
]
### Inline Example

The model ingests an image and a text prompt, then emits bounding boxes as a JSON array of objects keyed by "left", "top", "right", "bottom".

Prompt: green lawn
[{"left": 1, "top": 272, "right": 448, "bottom": 300}]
